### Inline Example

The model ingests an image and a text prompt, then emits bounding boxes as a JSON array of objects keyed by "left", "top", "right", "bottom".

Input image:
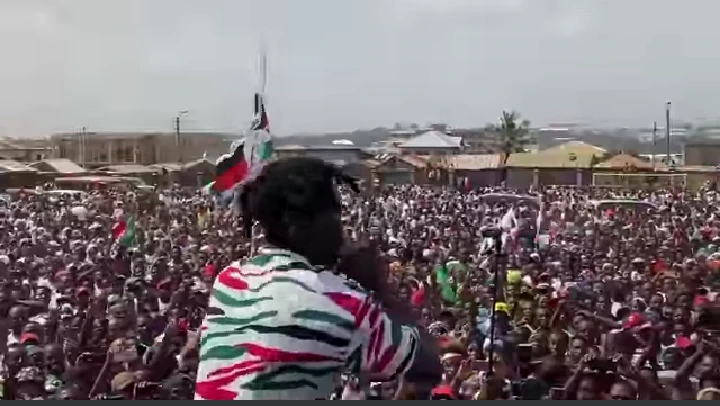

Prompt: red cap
[
  {"left": 675, "top": 336, "right": 694, "bottom": 349},
  {"left": 76, "top": 287, "right": 90, "bottom": 297},
  {"left": 623, "top": 312, "right": 645, "bottom": 329},
  {"left": 694, "top": 296, "right": 710, "bottom": 308},
  {"left": 20, "top": 333, "right": 39, "bottom": 344},
  {"left": 432, "top": 385, "right": 455, "bottom": 399}
]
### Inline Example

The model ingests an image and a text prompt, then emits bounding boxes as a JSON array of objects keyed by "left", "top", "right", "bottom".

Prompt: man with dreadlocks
[{"left": 194, "top": 157, "right": 440, "bottom": 400}]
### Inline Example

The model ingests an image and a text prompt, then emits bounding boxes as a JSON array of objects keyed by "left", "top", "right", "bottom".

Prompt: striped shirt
[{"left": 194, "top": 247, "right": 419, "bottom": 400}]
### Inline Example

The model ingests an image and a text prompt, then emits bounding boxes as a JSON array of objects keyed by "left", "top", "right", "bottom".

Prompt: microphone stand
[{"left": 487, "top": 234, "right": 505, "bottom": 377}]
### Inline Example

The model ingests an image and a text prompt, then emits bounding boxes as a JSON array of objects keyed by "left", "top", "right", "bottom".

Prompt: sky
[{"left": 0, "top": 0, "right": 719, "bottom": 137}]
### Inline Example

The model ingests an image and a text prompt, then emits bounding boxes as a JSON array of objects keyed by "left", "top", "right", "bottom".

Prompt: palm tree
[{"left": 490, "top": 111, "right": 532, "bottom": 164}]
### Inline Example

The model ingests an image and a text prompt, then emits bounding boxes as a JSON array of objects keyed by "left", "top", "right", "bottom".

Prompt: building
[
  {"left": 274, "top": 144, "right": 366, "bottom": 167},
  {"left": 50, "top": 131, "right": 236, "bottom": 169},
  {"left": 397, "top": 130, "right": 463, "bottom": 155},
  {"left": 451, "top": 128, "right": 493, "bottom": 153},
  {"left": 30, "top": 159, "right": 86, "bottom": 175},
  {"left": 504, "top": 141, "right": 603, "bottom": 189},
  {"left": 683, "top": 137, "right": 720, "bottom": 167},
  {"left": 0, "top": 138, "right": 52, "bottom": 162},
  {"left": 443, "top": 154, "right": 504, "bottom": 187}
]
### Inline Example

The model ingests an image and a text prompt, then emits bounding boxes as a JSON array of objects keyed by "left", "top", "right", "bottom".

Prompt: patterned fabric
[{"left": 194, "top": 247, "right": 419, "bottom": 400}]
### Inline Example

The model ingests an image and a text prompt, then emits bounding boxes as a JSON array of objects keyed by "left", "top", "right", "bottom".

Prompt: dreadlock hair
[{"left": 240, "top": 156, "right": 359, "bottom": 246}]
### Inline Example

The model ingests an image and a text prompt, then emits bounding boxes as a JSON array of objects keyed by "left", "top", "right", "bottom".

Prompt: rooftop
[
  {"left": 51, "top": 131, "right": 238, "bottom": 140},
  {"left": 30, "top": 159, "right": 86, "bottom": 174},
  {"left": 399, "top": 130, "right": 463, "bottom": 149},
  {"left": 97, "top": 164, "right": 160, "bottom": 174},
  {"left": 505, "top": 151, "right": 595, "bottom": 168},
  {"left": 0, "top": 137, "right": 50, "bottom": 150},
  {"left": 595, "top": 154, "right": 660, "bottom": 170},
  {"left": 0, "top": 159, "right": 38, "bottom": 172},
  {"left": 540, "top": 140, "right": 607, "bottom": 157},
  {"left": 443, "top": 154, "right": 504, "bottom": 170}
]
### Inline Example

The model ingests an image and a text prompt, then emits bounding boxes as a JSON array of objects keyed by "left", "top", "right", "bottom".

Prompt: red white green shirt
[{"left": 194, "top": 247, "right": 419, "bottom": 400}]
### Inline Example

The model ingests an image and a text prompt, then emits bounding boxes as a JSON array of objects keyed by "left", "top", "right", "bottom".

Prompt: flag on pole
[
  {"left": 434, "top": 263, "right": 457, "bottom": 303},
  {"left": 213, "top": 92, "right": 273, "bottom": 193},
  {"left": 213, "top": 50, "right": 273, "bottom": 193},
  {"left": 117, "top": 216, "right": 136, "bottom": 247},
  {"left": 112, "top": 218, "right": 126, "bottom": 240},
  {"left": 243, "top": 92, "right": 273, "bottom": 181}
]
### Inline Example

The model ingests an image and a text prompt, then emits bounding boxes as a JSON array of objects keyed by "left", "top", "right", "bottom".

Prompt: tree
[{"left": 488, "top": 111, "right": 533, "bottom": 163}]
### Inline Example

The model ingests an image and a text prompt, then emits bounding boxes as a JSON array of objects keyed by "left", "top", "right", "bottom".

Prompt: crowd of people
[{"left": 3, "top": 157, "right": 720, "bottom": 400}]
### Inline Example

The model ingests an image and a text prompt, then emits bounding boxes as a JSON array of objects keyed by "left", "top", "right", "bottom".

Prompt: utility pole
[
  {"left": 77, "top": 128, "right": 82, "bottom": 165},
  {"left": 175, "top": 116, "right": 181, "bottom": 163},
  {"left": 176, "top": 110, "right": 189, "bottom": 163},
  {"left": 652, "top": 121, "right": 657, "bottom": 169},
  {"left": 81, "top": 126, "right": 87, "bottom": 167},
  {"left": 665, "top": 101, "right": 672, "bottom": 166}
]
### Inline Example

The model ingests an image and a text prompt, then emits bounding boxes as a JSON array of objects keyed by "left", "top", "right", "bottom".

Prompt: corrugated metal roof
[
  {"left": 0, "top": 138, "right": 50, "bottom": 150},
  {"left": 362, "top": 159, "right": 383, "bottom": 169},
  {"left": 444, "top": 154, "right": 503, "bottom": 170},
  {"left": 148, "top": 163, "right": 183, "bottom": 172},
  {"left": 595, "top": 154, "right": 658, "bottom": 169},
  {"left": 97, "top": 165, "right": 159, "bottom": 174},
  {"left": 51, "top": 131, "right": 238, "bottom": 141},
  {"left": 30, "top": 159, "right": 85, "bottom": 174},
  {"left": 399, "top": 131, "right": 463, "bottom": 149},
  {"left": 398, "top": 155, "right": 428, "bottom": 168},
  {"left": 541, "top": 140, "right": 606, "bottom": 157},
  {"left": 0, "top": 160, "right": 38, "bottom": 172},
  {"left": 505, "top": 152, "right": 595, "bottom": 168},
  {"left": 674, "top": 165, "right": 717, "bottom": 173}
]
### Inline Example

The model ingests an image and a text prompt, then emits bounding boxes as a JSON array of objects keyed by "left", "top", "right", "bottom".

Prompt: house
[
  {"left": 50, "top": 131, "right": 235, "bottom": 168},
  {"left": 274, "top": 145, "right": 366, "bottom": 166},
  {"left": 593, "top": 154, "right": 672, "bottom": 188},
  {"left": 450, "top": 128, "right": 494, "bottom": 153},
  {"left": 398, "top": 131, "right": 463, "bottom": 155},
  {"left": 539, "top": 140, "right": 607, "bottom": 158},
  {"left": 443, "top": 154, "right": 504, "bottom": 187},
  {"left": 505, "top": 151, "right": 595, "bottom": 189},
  {"left": 179, "top": 159, "right": 216, "bottom": 187},
  {"left": 0, "top": 160, "right": 40, "bottom": 189},
  {"left": 364, "top": 155, "right": 429, "bottom": 187},
  {"left": 594, "top": 154, "right": 657, "bottom": 171},
  {"left": 30, "top": 159, "right": 86, "bottom": 175},
  {"left": 96, "top": 164, "right": 160, "bottom": 184},
  {"left": 683, "top": 138, "right": 720, "bottom": 166},
  {"left": 0, "top": 138, "right": 52, "bottom": 162}
]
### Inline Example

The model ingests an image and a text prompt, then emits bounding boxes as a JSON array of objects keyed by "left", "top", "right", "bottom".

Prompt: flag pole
[{"left": 240, "top": 48, "right": 269, "bottom": 238}]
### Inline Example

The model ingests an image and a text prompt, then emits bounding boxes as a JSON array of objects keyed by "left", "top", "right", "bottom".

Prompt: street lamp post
[
  {"left": 665, "top": 101, "right": 672, "bottom": 166},
  {"left": 176, "top": 110, "right": 189, "bottom": 163}
]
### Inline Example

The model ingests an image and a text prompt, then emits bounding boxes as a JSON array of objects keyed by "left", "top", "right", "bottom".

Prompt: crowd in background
[{"left": 2, "top": 181, "right": 720, "bottom": 400}]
